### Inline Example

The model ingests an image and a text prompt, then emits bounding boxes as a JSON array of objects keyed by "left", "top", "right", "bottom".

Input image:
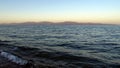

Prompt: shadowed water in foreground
[{"left": 0, "top": 40, "right": 120, "bottom": 68}]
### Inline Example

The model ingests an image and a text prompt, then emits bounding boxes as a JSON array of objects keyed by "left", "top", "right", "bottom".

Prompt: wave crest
[{"left": 0, "top": 51, "right": 28, "bottom": 65}]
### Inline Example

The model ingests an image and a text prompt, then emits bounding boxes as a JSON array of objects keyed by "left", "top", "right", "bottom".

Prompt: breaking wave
[{"left": 0, "top": 51, "right": 28, "bottom": 65}]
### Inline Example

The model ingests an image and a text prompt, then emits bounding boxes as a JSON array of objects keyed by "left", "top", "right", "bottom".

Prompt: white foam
[{"left": 0, "top": 51, "right": 28, "bottom": 65}]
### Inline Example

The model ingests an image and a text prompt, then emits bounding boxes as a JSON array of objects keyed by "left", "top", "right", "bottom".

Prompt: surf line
[{"left": 0, "top": 51, "right": 28, "bottom": 65}]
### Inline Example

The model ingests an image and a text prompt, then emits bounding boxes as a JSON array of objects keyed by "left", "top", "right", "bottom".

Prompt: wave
[
  {"left": 0, "top": 51, "right": 28, "bottom": 65},
  {"left": 0, "top": 40, "right": 120, "bottom": 68}
]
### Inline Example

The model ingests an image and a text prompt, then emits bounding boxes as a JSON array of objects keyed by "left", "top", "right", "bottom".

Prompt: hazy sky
[{"left": 0, "top": 0, "right": 120, "bottom": 24}]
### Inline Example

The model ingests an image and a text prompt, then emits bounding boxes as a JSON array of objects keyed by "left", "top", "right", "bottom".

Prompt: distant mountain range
[{"left": 1, "top": 21, "right": 114, "bottom": 25}]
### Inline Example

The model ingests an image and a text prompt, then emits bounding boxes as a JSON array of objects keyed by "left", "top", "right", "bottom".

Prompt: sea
[{"left": 0, "top": 24, "right": 120, "bottom": 68}]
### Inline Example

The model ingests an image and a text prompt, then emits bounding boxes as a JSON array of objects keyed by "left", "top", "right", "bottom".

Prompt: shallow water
[{"left": 0, "top": 24, "right": 120, "bottom": 67}]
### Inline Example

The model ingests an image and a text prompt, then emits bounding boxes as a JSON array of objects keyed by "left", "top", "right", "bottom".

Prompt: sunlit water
[{"left": 0, "top": 24, "right": 120, "bottom": 65}]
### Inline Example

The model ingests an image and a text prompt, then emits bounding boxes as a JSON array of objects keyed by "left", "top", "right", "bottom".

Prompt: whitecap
[{"left": 0, "top": 51, "right": 28, "bottom": 65}]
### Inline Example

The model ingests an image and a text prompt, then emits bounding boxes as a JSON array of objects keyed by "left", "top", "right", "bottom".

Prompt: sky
[{"left": 0, "top": 0, "right": 120, "bottom": 24}]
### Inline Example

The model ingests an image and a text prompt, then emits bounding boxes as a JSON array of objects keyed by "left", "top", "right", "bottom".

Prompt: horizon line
[{"left": 0, "top": 21, "right": 118, "bottom": 25}]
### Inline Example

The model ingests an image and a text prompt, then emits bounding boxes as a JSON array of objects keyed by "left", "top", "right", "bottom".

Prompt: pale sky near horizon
[{"left": 0, "top": 0, "right": 120, "bottom": 24}]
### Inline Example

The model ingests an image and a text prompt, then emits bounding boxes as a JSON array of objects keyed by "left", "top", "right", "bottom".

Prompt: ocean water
[{"left": 0, "top": 24, "right": 120, "bottom": 67}]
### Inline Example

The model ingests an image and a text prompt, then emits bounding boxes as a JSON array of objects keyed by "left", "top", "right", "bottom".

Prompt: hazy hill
[{"left": 0, "top": 21, "right": 112, "bottom": 25}]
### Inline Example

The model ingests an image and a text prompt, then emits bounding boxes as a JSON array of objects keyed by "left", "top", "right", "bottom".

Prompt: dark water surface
[{"left": 0, "top": 24, "right": 120, "bottom": 68}]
